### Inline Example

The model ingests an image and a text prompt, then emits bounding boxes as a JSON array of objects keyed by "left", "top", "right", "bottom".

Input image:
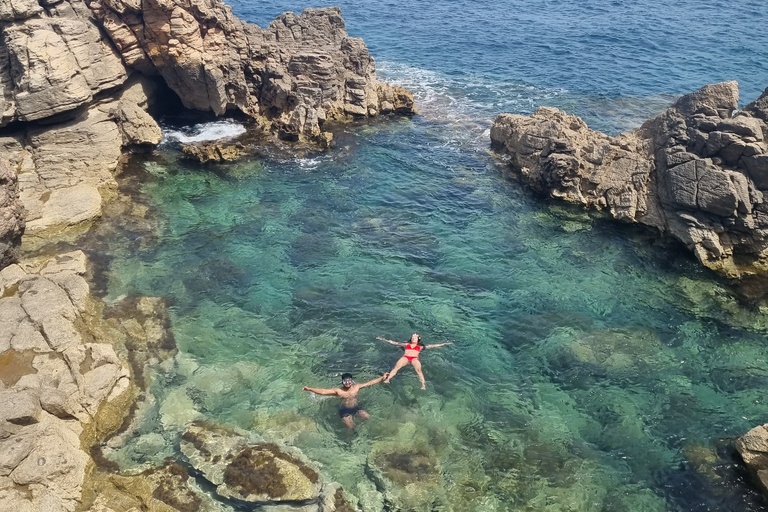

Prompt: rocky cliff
[
  {"left": 490, "top": 82, "right": 768, "bottom": 279},
  {"left": 0, "top": 0, "right": 414, "bottom": 267}
]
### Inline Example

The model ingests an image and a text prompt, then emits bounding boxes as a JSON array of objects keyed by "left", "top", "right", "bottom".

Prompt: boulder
[
  {"left": 491, "top": 81, "right": 768, "bottom": 278},
  {"left": 737, "top": 423, "right": 768, "bottom": 493},
  {"left": 0, "top": 389, "right": 41, "bottom": 425},
  {"left": 180, "top": 422, "right": 323, "bottom": 503}
]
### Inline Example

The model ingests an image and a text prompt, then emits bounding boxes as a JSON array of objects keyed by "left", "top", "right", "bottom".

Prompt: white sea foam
[
  {"left": 376, "top": 61, "right": 563, "bottom": 151},
  {"left": 162, "top": 120, "right": 247, "bottom": 144},
  {"left": 296, "top": 157, "right": 322, "bottom": 170}
]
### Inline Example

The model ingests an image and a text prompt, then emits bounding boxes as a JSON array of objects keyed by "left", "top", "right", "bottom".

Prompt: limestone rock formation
[
  {"left": 0, "top": 76, "right": 162, "bottom": 246},
  {"left": 0, "top": 0, "right": 413, "bottom": 246},
  {"left": 0, "top": 159, "right": 24, "bottom": 268},
  {"left": 0, "top": 0, "right": 128, "bottom": 126},
  {"left": 0, "top": 251, "right": 134, "bottom": 511},
  {"left": 491, "top": 81, "right": 768, "bottom": 278},
  {"left": 736, "top": 423, "right": 768, "bottom": 495},
  {"left": 89, "top": 4, "right": 415, "bottom": 143}
]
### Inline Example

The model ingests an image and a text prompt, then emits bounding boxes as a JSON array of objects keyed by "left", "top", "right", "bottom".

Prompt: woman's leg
[
  {"left": 384, "top": 357, "right": 410, "bottom": 383},
  {"left": 412, "top": 359, "right": 427, "bottom": 390}
]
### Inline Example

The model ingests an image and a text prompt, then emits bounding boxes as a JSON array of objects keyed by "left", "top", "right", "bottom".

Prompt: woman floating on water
[{"left": 377, "top": 333, "right": 452, "bottom": 390}]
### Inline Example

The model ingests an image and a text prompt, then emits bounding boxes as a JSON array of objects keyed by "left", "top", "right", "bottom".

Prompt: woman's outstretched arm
[
  {"left": 425, "top": 342, "right": 453, "bottom": 349},
  {"left": 376, "top": 336, "right": 406, "bottom": 347}
]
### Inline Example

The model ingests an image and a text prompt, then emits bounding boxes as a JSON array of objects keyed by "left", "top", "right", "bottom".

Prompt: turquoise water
[{"left": 95, "top": 1, "right": 768, "bottom": 510}]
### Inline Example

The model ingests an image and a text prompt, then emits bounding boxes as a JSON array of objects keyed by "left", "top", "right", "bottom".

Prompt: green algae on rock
[{"left": 180, "top": 422, "right": 325, "bottom": 504}]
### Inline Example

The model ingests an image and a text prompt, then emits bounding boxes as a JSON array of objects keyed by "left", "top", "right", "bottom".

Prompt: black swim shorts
[{"left": 338, "top": 405, "right": 363, "bottom": 418}]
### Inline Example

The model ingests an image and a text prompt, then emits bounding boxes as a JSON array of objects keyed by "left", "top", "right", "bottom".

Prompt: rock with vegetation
[
  {"left": 0, "top": 75, "right": 163, "bottom": 245},
  {"left": 491, "top": 81, "right": 768, "bottom": 278},
  {"left": 0, "top": 159, "right": 24, "bottom": 269},
  {"left": 180, "top": 422, "right": 325, "bottom": 504},
  {"left": 0, "top": 251, "right": 132, "bottom": 511},
  {"left": 366, "top": 439, "right": 444, "bottom": 511},
  {"left": 182, "top": 141, "right": 248, "bottom": 163}
]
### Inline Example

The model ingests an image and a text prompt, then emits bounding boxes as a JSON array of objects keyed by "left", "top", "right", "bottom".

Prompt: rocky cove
[{"left": 3, "top": 0, "right": 768, "bottom": 511}]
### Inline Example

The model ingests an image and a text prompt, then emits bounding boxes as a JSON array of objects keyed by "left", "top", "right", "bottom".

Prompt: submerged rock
[
  {"left": 491, "top": 81, "right": 768, "bottom": 279},
  {"left": 367, "top": 443, "right": 443, "bottom": 511},
  {"left": 180, "top": 422, "right": 323, "bottom": 504},
  {"left": 181, "top": 140, "right": 248, "bottom": 163}
]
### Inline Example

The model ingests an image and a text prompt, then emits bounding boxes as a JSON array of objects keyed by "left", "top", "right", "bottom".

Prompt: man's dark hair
[{"left": 341, "top": 373, "right": 354, "bottom": 381}]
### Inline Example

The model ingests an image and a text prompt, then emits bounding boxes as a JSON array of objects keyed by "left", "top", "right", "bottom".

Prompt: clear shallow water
[{"left": 95, "top": 1, "right": 768, "bottom": 510}]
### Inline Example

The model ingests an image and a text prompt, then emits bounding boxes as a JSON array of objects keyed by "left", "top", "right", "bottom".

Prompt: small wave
[
  {"left": 377, "top": 61, "right": 563, "bottom": 151},
  {"left": 296, "top": 158, "right": 322, "bottom": 170},
  {"left": 162, "top": 120, "right": 247, "bottom": 144}
]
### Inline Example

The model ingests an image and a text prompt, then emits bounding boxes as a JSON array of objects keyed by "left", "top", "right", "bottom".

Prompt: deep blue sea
[{"left": 96, "top": 1, "right": 768, "bottom": 510}]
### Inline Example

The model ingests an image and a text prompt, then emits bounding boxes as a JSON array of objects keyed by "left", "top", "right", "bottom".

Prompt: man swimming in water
[{"left": 302, "top": 372, "right": 389, "bottom": 429}]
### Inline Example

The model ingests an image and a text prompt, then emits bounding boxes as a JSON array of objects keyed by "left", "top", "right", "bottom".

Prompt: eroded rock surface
[
  {"left": 491, "top": 81, "right": 768, "bottom": 278},
  {"left": 0, "top": 159, "right": 24, "bottom": 268},
  {"left": 0, "top": 0, "right": 413, "bottom": 246},
  {"left": 0, "top": 75, "right": 162, "bottom": 245},
  {"left": 0, "top": 250, "right": 184, "bottom": 511},
  {"left": 0, "top": 251, "right": 134, "bottom": 511}
]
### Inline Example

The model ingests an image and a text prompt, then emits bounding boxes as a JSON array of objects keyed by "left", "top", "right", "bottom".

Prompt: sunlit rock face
[
  {"left": 491, "top": 81, "right": 768, "bottom": 278},
  {"left": 89, "top": 3, "right": 415, "bottom": 144}
]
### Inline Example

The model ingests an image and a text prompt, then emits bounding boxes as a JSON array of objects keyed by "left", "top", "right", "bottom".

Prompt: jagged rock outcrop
[
  {"left": 0, "top": 159, "right": 24, "bottom": 267},
  {"left": 491, "top": 82, "right": 768, "bottom": 278},
  {"left": 182, "top": 140, "right": 247, "bottom": 163},
  {"left": 89, "top": 4, "right": 414, "bottom": 144},
  {"left": 0, "top": 250, "right": 180, "bottom": 511}
]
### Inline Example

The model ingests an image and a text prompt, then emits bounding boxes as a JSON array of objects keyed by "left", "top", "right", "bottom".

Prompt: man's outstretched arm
[
  {"left": 359, "top": 373, "right": 390, "bottom": 388},
  {"left": 302, "top": 386, "right": 339, "bottom": 395}
]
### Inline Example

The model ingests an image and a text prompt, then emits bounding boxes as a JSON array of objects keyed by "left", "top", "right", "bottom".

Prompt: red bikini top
[{"left": 405, "top": 344, "right": 422, "bottom": 352}]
